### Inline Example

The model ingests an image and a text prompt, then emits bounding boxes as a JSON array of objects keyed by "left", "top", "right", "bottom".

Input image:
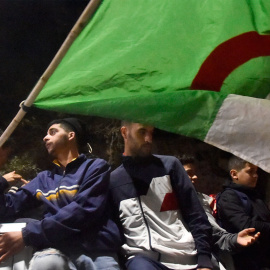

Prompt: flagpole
[{"left": 0, "top": 0, "right": 102, "bottom": 147}]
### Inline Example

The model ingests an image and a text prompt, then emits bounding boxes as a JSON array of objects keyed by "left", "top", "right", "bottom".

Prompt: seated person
[
  {"left": 110, "top": 121, "right": 216, "bottom": 270},
  {"left": 0, "top": 133, "right": 28, "bottom": 222},
  {"left": 0, "top": 118, "right": 121, "bottom": 270},
  {"left": 178, "top": 154, "right": 260, "bottom": 270},
  {"left": 216, "top": 155, "right": 270, "bottom": 270}
]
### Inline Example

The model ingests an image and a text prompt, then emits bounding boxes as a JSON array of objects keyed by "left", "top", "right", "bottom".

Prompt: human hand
[
  {"left": 237, "top": 228, "right": 260, "bottom": 247},
  {"left": 197, "top": 268, "right": 211, "bottom": 270},
  {"left": 0, "top": 231, "right": 25, "bottom": 262},
  {"left": 3, "top": 171, "right": 22, "bottom": 183},
  {"left": 2, "top": 171, "right": 27, "bottom": 186},
  {"left": 20, "top": 179, "right": 30, "bottom": 187}
]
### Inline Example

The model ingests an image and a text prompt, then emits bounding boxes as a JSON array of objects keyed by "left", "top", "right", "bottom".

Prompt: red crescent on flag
[{"left": 191, "top": 31, "right": 270, "bottom": 92}]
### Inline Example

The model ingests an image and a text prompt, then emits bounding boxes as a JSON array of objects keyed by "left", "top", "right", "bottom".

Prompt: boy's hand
[{"left": 237, "top": 228, "right": 260, "bottom": 246}]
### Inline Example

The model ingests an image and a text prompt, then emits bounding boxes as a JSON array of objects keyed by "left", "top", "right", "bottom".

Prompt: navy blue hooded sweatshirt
[{"left": 0, "top": 154, "right": 120, "bottom": 252}]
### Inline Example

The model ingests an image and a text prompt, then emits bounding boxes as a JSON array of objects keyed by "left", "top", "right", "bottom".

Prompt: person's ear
[
  {"left": 68, "top": 131, "right": 76, "bottom": 141},
  {"left": 121, "top": 126, "right": 127, "bottom": 140},
  {"left": 230, "top": 169, "right": 238, "bottom": 181}
]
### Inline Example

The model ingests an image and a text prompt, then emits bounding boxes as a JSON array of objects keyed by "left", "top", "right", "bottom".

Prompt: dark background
[{"left": 0, "top": 0, "right": 88, "bottom": 125}]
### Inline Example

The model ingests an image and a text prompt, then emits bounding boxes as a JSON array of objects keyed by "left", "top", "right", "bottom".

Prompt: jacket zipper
[
  {"left": 137, "top": 196, "right": 161, "bottom": 261},
  {"left": 56, "top": 170, "right": 65, "bottom": 205}
]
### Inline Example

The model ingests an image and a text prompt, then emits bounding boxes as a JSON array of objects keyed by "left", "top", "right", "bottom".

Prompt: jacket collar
[{"left": 53, "top": 154, "right": 86, "bottom": 173}]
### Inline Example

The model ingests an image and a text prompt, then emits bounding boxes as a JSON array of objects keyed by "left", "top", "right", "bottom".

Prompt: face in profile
[
  {"left": 183, "top": 163, "right": 198, "bottom": 185},
  {"left": 43, "top": 124, "right": 70, "bottom": 157},
  {"left": 122, "top": 123, "right": 154, "bottom": 158},
  {"left": 231, "top": 163, "right": 258, "bottom": 188}
]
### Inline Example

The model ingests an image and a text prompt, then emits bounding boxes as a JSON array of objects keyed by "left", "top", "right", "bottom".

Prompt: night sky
[{"left": 0, "top": 0, "right": 89, "bottom": 127}]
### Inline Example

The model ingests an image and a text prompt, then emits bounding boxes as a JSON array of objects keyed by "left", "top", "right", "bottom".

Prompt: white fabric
[
  {"left": 120, "top": 175, "right": 197, "bottom": 270},
  {"left": 0, "top": 224, "right": 26, "bottom": 233},
  {"left": 205, "top": 94, "right": 270, "bottom": 173},
  {"left": 197, "top": 193, "right": 225, "bottom": 231},
  {"left": 0, "top": 223, "right": 32, "bottom": 270},
  {"left": 0, "top": 247, "right": 33, "bottom": 270}
]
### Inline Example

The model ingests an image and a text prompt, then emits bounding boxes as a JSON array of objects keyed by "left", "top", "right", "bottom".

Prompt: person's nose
[
  {"left": 43, "top": 134, "right": 49, "bottom": 142},
  {"left": 145, "top": 133, "right": 153, "bottom": 143}
]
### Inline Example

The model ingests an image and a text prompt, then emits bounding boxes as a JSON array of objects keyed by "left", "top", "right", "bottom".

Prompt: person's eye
[
  {"left": 49, "top": 130, "right": 57, "bottom": 135},
  {"left": 139, "top": 129, "right": 146, "bottom": 135}
]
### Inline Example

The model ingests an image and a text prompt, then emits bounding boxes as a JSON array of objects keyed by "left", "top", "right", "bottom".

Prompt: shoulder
[
  {"left": 91, "top": 157, "right": 109, "bottom": 167},
  {"left": 33, "top": 170, "right": 52, "bottom": 179},
  {"left": 220, "top": 187, "right": 237, "bottom": 196},
  {"left": 83, "top": 157, "right": 110, "bottom": 170},
  {"left": 110, "top": 164, "right": 126, "bottom": 177},
  {"left": 154, "top": 154, "right": 179, "bottom": 163},
  {"left": 217, "top": 187, "right": 243, "bottom": 205},
  {"left": 197, "top": 192, "right": 212, "bottom": 206},
  {"left": 110, "top": 164, "right": 131, "bottom": 188},
  {"left": 153, "top": 155, "right": 182, "bottom": 168}
]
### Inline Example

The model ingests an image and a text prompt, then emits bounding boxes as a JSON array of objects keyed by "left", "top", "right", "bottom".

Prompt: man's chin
[
  {"left": 139, "top": 151, "right": 152, "bottom": 158},
  {"left": 47, "top": 149, "right": 56, "bottom": 158}
]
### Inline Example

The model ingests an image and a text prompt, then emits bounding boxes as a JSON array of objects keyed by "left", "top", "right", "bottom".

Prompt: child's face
[
  {"left": 232, "top": 163, "right": 258, "bottom": 188},
  {"left": 183, "top": 163, "right": 198, "bottom": 185}
]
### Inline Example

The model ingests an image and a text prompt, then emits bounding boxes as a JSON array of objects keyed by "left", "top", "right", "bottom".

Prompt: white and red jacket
[{"left": 110, "top": 155, "right": 213, "bottom": 269}]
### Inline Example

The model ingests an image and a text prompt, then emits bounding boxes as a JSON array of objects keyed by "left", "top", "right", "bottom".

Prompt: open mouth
[{"left": 45, "top": 143, "right": 51, "bottom": 149}]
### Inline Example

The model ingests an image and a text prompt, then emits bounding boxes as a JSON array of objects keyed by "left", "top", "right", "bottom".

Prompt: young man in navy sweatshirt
[{"left": 0, "top": 118, "right": 120, "bottom": 270}]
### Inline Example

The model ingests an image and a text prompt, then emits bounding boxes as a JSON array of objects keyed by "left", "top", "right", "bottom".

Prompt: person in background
[
  {"left": 0, "top": 131, "right": 26, "bottom": 192},
  {"left": 217, "top": 155, "right": 270, "bottom": 270},
  {"left": 110, "top": 121, "right": 214, "bottom": 270},
  {"left": 178, "top": 154, "right": 260, "bottom": 270},
  {"left": 0, "top": 118, "right": 121, "bottom": 270},
  {"left": 0, "top": 130, "right": 13, "bottom": 169}
]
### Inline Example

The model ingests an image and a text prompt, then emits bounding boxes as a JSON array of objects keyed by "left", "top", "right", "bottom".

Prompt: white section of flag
[{"left": 205, "top": 94, "right": 270, "bottom": 173}]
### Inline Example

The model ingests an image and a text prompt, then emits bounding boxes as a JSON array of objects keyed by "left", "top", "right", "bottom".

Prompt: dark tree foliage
[{"left": 1, "top": 106, "right": 231, "bottom": 195}]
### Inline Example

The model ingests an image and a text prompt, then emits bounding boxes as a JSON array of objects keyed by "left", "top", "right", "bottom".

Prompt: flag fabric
[{"left": 34, "top": 0, "right": 270, "bottom": 172}]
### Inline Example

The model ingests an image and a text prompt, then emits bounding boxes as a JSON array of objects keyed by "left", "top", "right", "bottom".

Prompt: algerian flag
[{"left": 34, "top": 0, "right": 270, "bottom": 172}]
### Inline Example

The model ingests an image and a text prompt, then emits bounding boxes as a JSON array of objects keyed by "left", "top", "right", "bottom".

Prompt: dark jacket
[
  {"left": 217, "top": 182, "right": 270, "bottom": 235},
  {"left": 217, "top": 181, "right": 270, "bottom": 269},
  {"left": 0, "top": 154, "right": 121, "bottom": 252}
]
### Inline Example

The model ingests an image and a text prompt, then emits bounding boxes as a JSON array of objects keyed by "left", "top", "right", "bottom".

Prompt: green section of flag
[
  {"left": 34, "top": 0, "right": 270, "bottom": 140},
  {"left": 36, "top": 90, "right": 226, "bottom": 140}
]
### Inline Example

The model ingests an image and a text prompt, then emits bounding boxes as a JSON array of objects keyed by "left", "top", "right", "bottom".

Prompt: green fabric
[{"left": 34, "top": 0, "right": 270, "bottom": 140}]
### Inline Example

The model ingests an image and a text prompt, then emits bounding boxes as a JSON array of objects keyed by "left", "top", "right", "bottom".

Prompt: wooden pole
[{"left": 0, "top": 0, "right": 102, "bottom": 147}]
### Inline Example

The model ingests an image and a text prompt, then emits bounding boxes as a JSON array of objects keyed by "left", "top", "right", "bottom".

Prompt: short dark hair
[
  {"left": 177, "top": 154, "right": 196, "bottom": 165},
  {"left": 47, "top": 118, "right": 90, "bottom": 150},
  {"left": 228, "top": 155, "right": 248, "bottom": 171},
  {"left": 121, "top": 120, "right": 133, "bottom": 128}
]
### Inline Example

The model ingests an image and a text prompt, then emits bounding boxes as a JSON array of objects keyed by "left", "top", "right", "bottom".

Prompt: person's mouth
[{"left": 45, "top": 143, "right": 51, "bottom": 150}]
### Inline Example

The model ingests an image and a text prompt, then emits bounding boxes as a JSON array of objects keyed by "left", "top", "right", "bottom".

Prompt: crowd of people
[{"left": 0, "top": 118, "right": 268, "bottom": 270}]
